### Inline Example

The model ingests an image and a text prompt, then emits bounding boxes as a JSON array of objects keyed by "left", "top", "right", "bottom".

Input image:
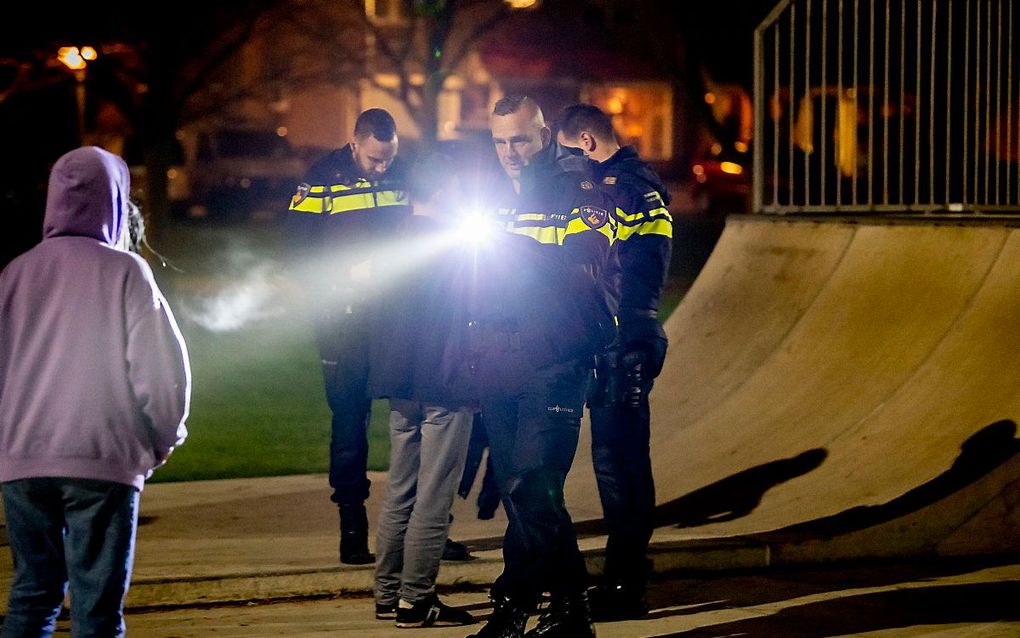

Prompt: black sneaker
[
  {"left": 442, "top": 538, "right": 474, "bottom": 561},
  {"left": 375, "top": 602, "right": 397, "bottom": 620},
  {"left": 395, "top": 594, "right": 476, "bottom": 628}
]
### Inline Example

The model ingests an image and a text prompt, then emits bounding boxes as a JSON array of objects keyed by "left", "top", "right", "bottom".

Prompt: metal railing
[{"left": 753, "top": 0, "right": 1019, "bottom": 214}]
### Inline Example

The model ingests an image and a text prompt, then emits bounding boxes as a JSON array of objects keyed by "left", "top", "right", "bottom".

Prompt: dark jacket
[
  {"left": 469, "top": 231, "right": 607, "bottom": 375},
  {"left": 0, "top": 147, "right": 191, "bottom": 490},
  {"left": 370, "top": 206, "right": 608, "bottom": 404},
  {"left": 598, "top": 146, "right": 672, "bottom": 318},
  {"left": 368, "top": 214, "right": 475, "bottom": 406},
  {"left": 489, "top": 142, "right": 616, "bottom": 357},
  {"left": 285, "top": 144, "right": 411, "bottom": 316},
  {"left": 597, "top": 146, "right": 673, "bottom": 351}
]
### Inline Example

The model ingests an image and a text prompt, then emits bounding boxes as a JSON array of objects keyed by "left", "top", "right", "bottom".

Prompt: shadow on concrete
[
  {"left": 635, "top": 555, "right": 1020, "bottom": 636},
  {"left": 648, "top": 449, "right": 829, "bottom": 529},
  {"left": 653, "top": 578, "right": 1020, "bottom": 637},
  {"left": 765, "top": 419, "right": 1020, "bottom": 540}
]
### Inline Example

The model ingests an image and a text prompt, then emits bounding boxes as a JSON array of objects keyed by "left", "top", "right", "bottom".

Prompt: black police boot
[
  {"left": 524, "top": 591, "right": 596, "bottom": 637},
  {"left": 338, "top": 503, "right": 374, "bottom": 565},
  {"left": 587, "top": 579, "right": 648, "bottom": 622},
  {"left": 468, "top": 593, "right": 529, "bottom": 638}
]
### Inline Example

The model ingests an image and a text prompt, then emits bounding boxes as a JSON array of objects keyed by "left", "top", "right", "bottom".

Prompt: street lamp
[{"left": 57, "top": 46, "right": 98, "bottom": 143}]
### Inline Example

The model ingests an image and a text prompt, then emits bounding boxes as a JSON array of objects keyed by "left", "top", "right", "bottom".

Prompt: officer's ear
[
  {"left": 579, "top": 132, "right": 597, "bottom": 155},
  {"left": 540, "top": 126, "right": 552, "bottom": 147}
]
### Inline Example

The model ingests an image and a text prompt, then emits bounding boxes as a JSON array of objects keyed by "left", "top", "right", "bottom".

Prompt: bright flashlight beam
[
  {"left": 179, "top": 209, "right": 506, "bottom": 335},
  {"left": 454, "top": 212, "right": 498, "bottom": 245}
]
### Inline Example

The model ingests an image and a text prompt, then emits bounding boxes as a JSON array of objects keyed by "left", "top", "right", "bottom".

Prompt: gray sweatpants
[{"left": 374, "top": 399, "right": 473, "bottom": 606}]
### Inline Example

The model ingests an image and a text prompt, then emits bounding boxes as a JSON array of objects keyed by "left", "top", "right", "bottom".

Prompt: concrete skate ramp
[{"left": 567, "top": 215, "right": 1020, "bottom": 562}]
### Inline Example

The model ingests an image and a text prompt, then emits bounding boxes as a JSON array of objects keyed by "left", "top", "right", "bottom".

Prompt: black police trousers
[
  {"left": 477, "top": 357, "right": 591, "bottom": 607},
  {"left": 315, "top": 312, "right": 372, "bottom": 506},
  {"left": 588, "top": 382, "right": 655, "bottom": 586}
]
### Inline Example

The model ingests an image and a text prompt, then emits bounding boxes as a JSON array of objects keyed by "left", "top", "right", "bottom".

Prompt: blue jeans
[{"left": 2, "top": 478, "right": 139, "bottom": 638}]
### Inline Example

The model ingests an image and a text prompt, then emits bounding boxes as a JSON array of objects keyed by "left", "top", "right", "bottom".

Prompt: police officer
[
  {"left": 557, "top": 103, "right": 673, "bottom": 620},
  {"left": 466, "top": 95, "right": 613, "bottom": 638},
  {"left": 285, "top": 108, "right": 410, "bottom": 565}
]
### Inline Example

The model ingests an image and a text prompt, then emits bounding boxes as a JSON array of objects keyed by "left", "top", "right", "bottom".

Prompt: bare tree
[
  {"left": 0, "top": 2, "right": 293, "bottom": 233},
  {"left": 260, "top": 0, "right": 514, "bottom": 144}
]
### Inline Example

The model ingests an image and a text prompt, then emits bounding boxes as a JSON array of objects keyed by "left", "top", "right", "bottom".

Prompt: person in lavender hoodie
[{"left": 0, "top": 146, "right": 191, "bottom": 638}]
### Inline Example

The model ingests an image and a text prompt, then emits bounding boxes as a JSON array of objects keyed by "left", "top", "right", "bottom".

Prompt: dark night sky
[{"left": 675, "top": 1, "right": 778, "bottom": 87}]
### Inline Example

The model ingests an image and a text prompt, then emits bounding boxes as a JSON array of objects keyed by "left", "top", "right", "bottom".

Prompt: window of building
[
  {"left": 365, "top": 0, "right": 406, "bottom": 25},
  {"left": 582, "top": 82, "right": 673, "bottom": 161}
]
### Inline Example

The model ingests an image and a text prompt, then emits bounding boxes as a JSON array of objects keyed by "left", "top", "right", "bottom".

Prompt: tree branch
[{"left": 444, "top": 5, "right": 509, "bottom": 71}]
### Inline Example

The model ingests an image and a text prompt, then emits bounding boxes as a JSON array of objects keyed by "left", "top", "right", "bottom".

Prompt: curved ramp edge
[{"left": 567, "top": 216, "right": 1020, "bottom": 561}]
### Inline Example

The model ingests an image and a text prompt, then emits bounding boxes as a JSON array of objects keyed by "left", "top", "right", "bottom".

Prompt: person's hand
[{"left": 619, "top": 315, "right": 668, "bottom": 379}]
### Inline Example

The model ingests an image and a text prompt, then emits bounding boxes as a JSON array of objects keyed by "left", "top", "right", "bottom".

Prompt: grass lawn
[
  {"left": 146, "top": 220, "right": 391, "bottom": 483},
  {"left": 148, "top": 318, "right": 392, "bottom": 483},
  {"left": 146, "top": 217, "right": 699, "bottom": 483}
]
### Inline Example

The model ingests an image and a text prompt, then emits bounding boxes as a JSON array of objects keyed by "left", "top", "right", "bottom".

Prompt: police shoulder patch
[
  {"left": 292, "top": 182, "right": 311, "bottom": 205},
  {"left": 579, "top": 205, "right": 609, "bottom": 229},
  {"left": 643, "top": 190, "right": 665, "bottom": 206}
]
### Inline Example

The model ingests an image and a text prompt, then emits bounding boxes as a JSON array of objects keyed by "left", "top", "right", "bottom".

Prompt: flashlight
[{"left": 454, "top": 211, "right": 499, "bottom": 245}]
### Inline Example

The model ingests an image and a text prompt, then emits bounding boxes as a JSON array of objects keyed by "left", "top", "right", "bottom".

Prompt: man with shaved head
[
  {"left": 464, "top": 95, "right": 613, "bottom": 638},
  {"left": 489, "top": 96, "right": 549, "bottom": 194}
]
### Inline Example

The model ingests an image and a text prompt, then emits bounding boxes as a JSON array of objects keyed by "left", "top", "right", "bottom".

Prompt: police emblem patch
[
  {"left": 579, "top": 205, "right": 608, "bottom": 229},
  {"left": 292, "top": 182, "right": 311, "bottom": 205},
  {"left": 602, "top": 176, "right": 617, "bottom": 185},
  {"left": 580, "top": 180, "right": 595, "bottom": 190}
]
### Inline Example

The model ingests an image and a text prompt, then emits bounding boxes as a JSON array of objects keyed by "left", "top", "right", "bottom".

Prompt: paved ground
[
  {"left": 4, "top": 473, "right": 1020, "bottom": 637},
  {"left": 107, "top": 555, "right": 1020, "bottom": 636},
  {"left": 5, "top": 216, "right": 1020, "bottom": 636}
]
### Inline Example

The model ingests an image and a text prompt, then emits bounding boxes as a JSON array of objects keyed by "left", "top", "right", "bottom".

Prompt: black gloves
[{"left": 617, "top": 313, "right": 668, "bottom": 379}]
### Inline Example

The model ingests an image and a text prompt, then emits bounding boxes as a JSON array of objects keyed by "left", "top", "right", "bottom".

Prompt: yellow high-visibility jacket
[
  {"left": 597, "top": 145, "right": 673, "bottom": 327},
  {"left": 490, "top": 142, "right": 617, "bottom": 354},
  {"left": 284, "top": 144, "right": 410, "bottom": 312}
]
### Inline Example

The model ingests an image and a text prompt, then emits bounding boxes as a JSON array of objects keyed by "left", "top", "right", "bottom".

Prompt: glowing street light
[
  {"left": 57, "top": 46, "right": 98, "bottom": 142},
  {"left": 57, "top": 46, "right": 96, "bottom": 71}
]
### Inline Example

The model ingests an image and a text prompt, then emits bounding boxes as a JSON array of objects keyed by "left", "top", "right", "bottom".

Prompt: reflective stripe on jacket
[
  {"left": 597, "top": 146, "right": 673, "bottom": 318},
  {"left": 289, "top": 180, "right": 407, "bottom": 215},
  {"left": 283, "top": 144, "right": 410, "bottom": 313}
]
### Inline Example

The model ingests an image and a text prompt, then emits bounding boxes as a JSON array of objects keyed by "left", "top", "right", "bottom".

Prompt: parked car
[
  {"left": 183, "top": 126, "right": 307, "bottom": 220},
  {"left": 689, "top": 139, "right": 751, "bottom": 216}
]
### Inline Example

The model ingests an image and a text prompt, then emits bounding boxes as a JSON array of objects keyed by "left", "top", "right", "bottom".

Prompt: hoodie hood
[{"left": 43, "top": 146, "right": 130, "bottom": 246}]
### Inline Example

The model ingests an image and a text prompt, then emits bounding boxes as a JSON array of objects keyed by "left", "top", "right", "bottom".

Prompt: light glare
[{"left": 455, "top": 212, "right": 497, "bottom": 245}]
